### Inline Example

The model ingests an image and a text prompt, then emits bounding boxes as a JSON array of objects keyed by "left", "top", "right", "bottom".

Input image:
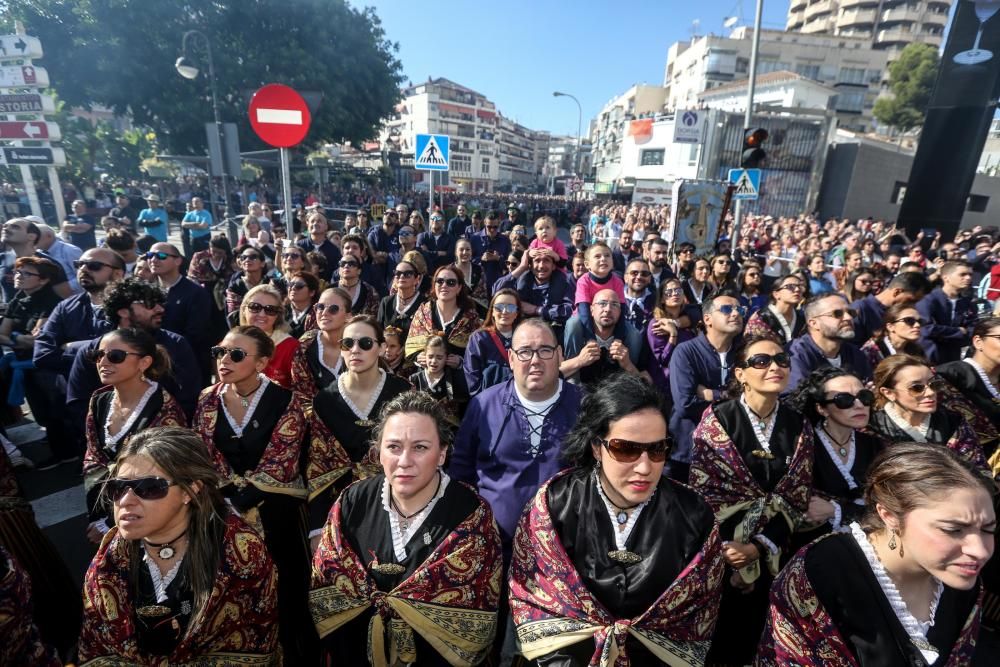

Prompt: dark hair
[
  {"left": 768, "top": 274, "right": 805, "bottom": 303},
  {"left": 369, "top": 390, "right": 454, "bottom": 456},
  {"left": 14, "top": 255, "right": 60, "bottom": 283},
  {"left": 885, "top": 270, "right": 931, "bottom": 296},
  {"left": 104, "top": 278, "right": 166, "bottom": 327},
  {"left": 226, "top": 324, "right": 275, "bottom": 358},
  {"left": 23, "top": 220, "right": 41, "bottom": 245},
  {"left": 234, "top": 244, "right": 264, "bottom": 262},
  {"left": 209, "top": 234, "right": 233, "bottom": 257},
  {"left": 844, "top": 268, "right": 875, "bottom": 303},
  {"left": 135, "top": 234, "right": 157, "bottom": 253},
  {"left": 306, "top": 251, "right": 327, "bottom": 275},
  {"left": 341, "top": 233, "right": 372, "bottom": 259},
  {"left": 875, "top": 303, "right": 926, "bottom": 358},
  {"left": 482, "top": 288, "right": 522, "bottom": 332},
  {"left": 725, "top": 333, "right": 784, "bottom": 397},
  {"left": 736, "top": 261, "right": 763, "bottom": 295},
  {"left": 288, "top": 271, "right": 320, "bottom": 304},
  {"left": 973, "top": 317, "right": 1000, "bottom": 338},
  {"left": 104, "top": 229, "right": 135, "bottom": 253},
  {"left": 344, "top": 313, "right": 385, "bottom": 343},
  {"left": 561, "top": 373, "right": 668, "bottom": 467},
  {"left": 701, "top": 290, "right": 740, "bottom": 316},
  {"left": 101, "top": 327, "right": 172, "bottom": 380},
  {"left": 432, "top": 265, "right": 475, "bottom": 311},
  {"left": 873, "top": 353, "right": 931, "bottom": 408},
  {"left": 787, "top": 366, "right": 859, "bottom": 424}
]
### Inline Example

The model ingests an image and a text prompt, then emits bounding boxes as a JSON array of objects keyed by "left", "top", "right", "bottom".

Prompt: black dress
[
  {"left": 867, "top": 408, "right": 962, "bottom": 448},
  {"left": 327, "top": 475, "right": 480, "bottom": 667},
  {"left": 408, "top": 368, "right": 469, "bottom": 423},
  {"left": 376, "top": 292, "right": 426, "bottom": 340},
  {"left": 536, "top": 469, "right": 715, "bottom": 667},
  {"left": 132, "top": 556, "right": 195, "bottom": 658}
]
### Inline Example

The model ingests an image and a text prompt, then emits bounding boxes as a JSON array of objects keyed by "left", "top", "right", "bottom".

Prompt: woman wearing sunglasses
[
  {"left": 844, "top": 268, "right": 876, "bottom": 305},
  {"left": 869, "top": 355, "right": 988, "bottom": 475},
  {"left": 709, "top": 252, "right": 736, "bottom": 295},
  {"left": 290, "top": 287, "right": 352, "bottom": 398},
  {"left": 238, "top": 284, "right": 297, "bottom": 388},
  {"left": 78, "top": 427, "right": 280, "bottom": 665},
  {"left": 193, "top": 325, "right": 314, "bottom": 662},
  {"left": 283, "top": 270, "right": 320, "bottom": 339},
  {"left": 736, "top": 260, "right": 767, "bottom": 317},
  {"left": 744, "top": 274, "right": 807, "bottom": 348},
  {"left": 690, "top": 334, "right": 814, "bottom": 666},
  {"left": 789, "top": 367, "right": 883, "bottom": 547},
  {"left": 510, "top": 373, "right": 723, "bottom": 665},
  {"left": 405, "top": 265, "right": 481, "bottom": 367},
  {"left": 936, "top": 317, "right": 1000, "bottom": 467},
  {"left": 860, "top": 303, "right": 926, "bottom": 369},
  {"left": 337, "top": 253, "right": 380, "bottom": 317},
  {"left": 463, "top": 288, "right": 521, "bottom": 396},
  {"left": 224, "top": 245, "right": 272, "bottom": 316},
  {"left": 646, "top": 277, "right": 697, "bottom": 398},
  {"left": 308, "top": 315, "right": 410, "bottom": 548},
  {"left": 84, "top": 328, "right": 187, "bottom": 545},
  {"left": 758, "top": 443, "right": 992, "bottom": 666},
  {"left": 376, "top": 259, "right": 426, "bottom": 337}
]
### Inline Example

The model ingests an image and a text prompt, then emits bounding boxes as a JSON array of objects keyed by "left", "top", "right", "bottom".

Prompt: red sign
[
  {"left": 21, "top": 66, "right": 36, "bottom": 85},
  {"left": 248, "top": 84, "right": 311, "bottom": 148},
  {"left": 0, "top": 121, "right": 48, "bottom": 140}
]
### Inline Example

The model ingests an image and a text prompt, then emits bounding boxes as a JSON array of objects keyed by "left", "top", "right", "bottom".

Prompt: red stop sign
[{"left": 248, "top": 84, "right": 312, "bottom": 148}]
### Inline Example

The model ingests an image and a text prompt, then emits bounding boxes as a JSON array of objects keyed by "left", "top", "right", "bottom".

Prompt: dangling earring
[
  {"left": 595, "top": 459, "right": 602, "bottom": 470},
  {"left": 887, "top": 530, "right": 897, "bottom": 551},
  {"left": 898, "top": 533, "right": 904, "bottom": 558}
]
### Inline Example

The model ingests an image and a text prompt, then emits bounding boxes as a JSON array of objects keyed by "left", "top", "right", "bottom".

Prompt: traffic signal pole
[{"left": 731, "top": 0, "right": 764, "bottom": 248}]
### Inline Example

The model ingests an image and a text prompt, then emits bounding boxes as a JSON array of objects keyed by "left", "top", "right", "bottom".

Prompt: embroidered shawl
[
  {"left": 0, "top": 547, "right": 60, "bottom": 667},
  {"left": 303, "top": 400, "right": 355, "bottom": 501},
  {"left": 290, "top": 330, "right": 324, "bottom": 398},
  {"left": 936, "top": 378, "right": 1000, "bottom": 475},
  {"left": 404, "top": 301, "right": 480, "bottom": 359}
]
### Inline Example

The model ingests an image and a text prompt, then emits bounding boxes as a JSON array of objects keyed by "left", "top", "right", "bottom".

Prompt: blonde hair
[{"left": 239, "top": 284, "right": 288, "bottom": 333}]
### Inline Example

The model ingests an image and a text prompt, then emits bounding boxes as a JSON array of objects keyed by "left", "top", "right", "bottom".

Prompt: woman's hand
[
  {"left": 723, "top": 541, "right": 761, "bottom": 569},
  {"left": 446, "top": 354, "right": 462, "bottom": 368},
  {"left": 806, "top": 496, "right": 836, "bottom": 524}
]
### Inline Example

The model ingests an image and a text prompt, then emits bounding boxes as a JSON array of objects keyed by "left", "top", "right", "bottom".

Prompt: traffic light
[{"left": 741, "top": 128, "right": 769, "bottom": 169}]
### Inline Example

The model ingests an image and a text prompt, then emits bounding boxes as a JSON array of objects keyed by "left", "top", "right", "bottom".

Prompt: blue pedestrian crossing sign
[
  {"left": 728, "top": 168, "right": 761, "bottom": 201},
  {"left": 415, "top": 133, "right": 450, "bottom": 171}
]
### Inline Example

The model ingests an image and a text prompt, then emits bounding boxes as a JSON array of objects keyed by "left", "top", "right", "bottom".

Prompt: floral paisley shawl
[
  {"left": 689, "top": 406, "right": 813, "bottom": 584},
  {"left": 77, "top": 513, "right": 279, "bottom": 666},
  {"left": 509, "top": 473, "right": 726, "bottom": 667},
  {"left": 303, "top": 400, "right": 354, "bottom": 501},
  {"left": 936, "top": 378, "right": 1000, "bottom": 475},
  {"left": 309, "top": 482, "right": 502, "bottom": 667},
  {"left": 0, "top": 547, "right": 60, "bottom": 667},
  {"left": 404, "top": 301, "right": 480, "bottom": 359}
]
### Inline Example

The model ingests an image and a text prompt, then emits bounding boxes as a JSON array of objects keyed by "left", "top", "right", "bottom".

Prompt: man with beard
[
  {"left": 787, "top": 293, "right": 873, "bottom": 392},
  {"left": 65, "top": 278, "right": 201, "bottom": 429},
  {"left": 496, "top": 251, "right": 574, "bottom": 338},
  {"left": 611, "top": 226, "right": 641, "bottom": 275},
  {"left": 622, "top": 258, "right": 656, "bottom": 331},
  {"left": 31, "top": 248, "right": 125, "bottom": 468},
  {"left": 562, "top": 289, "right": 646, "bottom": 387},
  {"left": 471, "top": 212, "right": 511, "bottom": 297},
  {"left": 645, "top": 236, "right": 674, "bottom": 289},
  {"left": 447, "top": 203, "right": 472, "bottom": 239}
]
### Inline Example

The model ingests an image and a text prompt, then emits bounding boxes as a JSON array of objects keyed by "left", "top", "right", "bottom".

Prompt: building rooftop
[{"left": 699, "top": 70, "right": 837, "bottom": 98}]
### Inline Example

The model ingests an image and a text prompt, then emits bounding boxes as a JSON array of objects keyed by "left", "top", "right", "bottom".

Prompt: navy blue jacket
[
  {"left": 916, "top": 287, "right": 976, "bottom": 364},
  {"left": 470, "top": 231, "right": 511, "bottom": 296},
  {"left": 417, "top": 231, "right": 456, "bottom": 271},
  {"left": 161, "top": 277, "right": 213, "bottom": 369},
  {"left": 850, "top": 293, "right": 886, "bottom": 346},
  {"left": 367, "top": 224, "right": 401, "bottom": 293},
  {"left": 494, "top": 270, "right": 575, "bottom": 329},
  {"left": 33, "top": 292, "right": 113, "bottom": 374},
  {"left": 787, "top": 334, "right": 873, "bottom": 394},
  {"left": 612, "top": 247, "right": 642, "bottom": 275},
  {"left": 297, "top": 238, "right": 341, "bottom": 283},
  {"left": 623, "top": 289, "right": 656, "bottom": 332},
  {"left": 447, "top": 216, "right": 472, "bottom": 239}
]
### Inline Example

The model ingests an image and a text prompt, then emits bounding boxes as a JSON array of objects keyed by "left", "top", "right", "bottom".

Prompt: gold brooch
[
  {"left": 608, "top": 550, "right": 642, "bottom": 564},
  {"left": 751, "top": 449, "right": 775, "bottom": 460},
  {"left": 370, "top": 562, "right": 406, "bottom": 575},
  {"left": 137, "top": 604, "right": 172, "bottom": 619}
]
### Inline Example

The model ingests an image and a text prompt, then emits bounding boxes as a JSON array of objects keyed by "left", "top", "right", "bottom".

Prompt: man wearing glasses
[
  {"left": 787, "top": 293, "right": 874, "bottom": 393},
  {"left": 494, "top": 251, "right": 574, "bottom": 338},
  {"left": 471, "top": 211, "right": 511, "bottom": 297},
  {"left": 622, "top": 259, "right": 656, "bottom": 331},
  {"left": 562, "top": 289, "right": 647, "bottom": 387}
]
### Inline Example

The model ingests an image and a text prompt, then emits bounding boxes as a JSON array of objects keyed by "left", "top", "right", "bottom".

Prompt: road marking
[
  {"left": 30, "top": 484, "right": 85, "bottom": 529},
  {"left": 256, "top": 108, "right": 302, "bottom": 125}
]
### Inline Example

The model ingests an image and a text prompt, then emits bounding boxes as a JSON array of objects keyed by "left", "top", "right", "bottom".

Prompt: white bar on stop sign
[{"left": 256, "top": 108, "right": 302, "bottom": 125}]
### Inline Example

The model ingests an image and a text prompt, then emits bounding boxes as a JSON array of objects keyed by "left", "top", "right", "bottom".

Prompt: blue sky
[{"left": 366, "top": 0, "right": 791, "bottom": 136}]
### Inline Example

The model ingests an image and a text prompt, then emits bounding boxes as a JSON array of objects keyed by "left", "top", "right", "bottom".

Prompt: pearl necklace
[{"left": 964, "top": 358, "right": 1000, "bottom": 400}]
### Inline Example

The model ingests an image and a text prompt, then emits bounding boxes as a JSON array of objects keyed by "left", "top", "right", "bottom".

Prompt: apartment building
[{"left": 590, "top": 85, "right": 669, "bottom": 181}]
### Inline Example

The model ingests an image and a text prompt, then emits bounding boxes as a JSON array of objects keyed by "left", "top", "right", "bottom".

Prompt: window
[
  {"left": 796, "top": 63, "right": 820, "bottom": 80},
  {"left": 838, "top": 67, "right": 866, "bottom": 85},
  {"left": 481, "top": 158, "right": 490, "bottom": 175},
  {"left": 640, "top": 149, "right": 665, "bottom": 166},
  {"left": 836, "top": 90, "right": 866, "bottom": 113},
  {"left": 452, "top": 155, "right": 471, "bottom": 173},
  {"left": 736, "top": 57, "right": 749, "bottom": 74},
  {"left": 968, "top": 194, "right": 990, "bottom": 213}
]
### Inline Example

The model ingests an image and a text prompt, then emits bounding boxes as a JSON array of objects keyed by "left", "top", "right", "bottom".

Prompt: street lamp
[
  {"left": 553, "top": 91, "right": 583, "bottom": 178},
  {"left": 176, "top": 30, "right": 232, "bottom": 230}
]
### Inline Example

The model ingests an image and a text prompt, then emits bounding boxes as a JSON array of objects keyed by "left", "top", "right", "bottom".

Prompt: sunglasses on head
[
  {"left": 89, "top": 348, "right": 143, "bottom": 364},
  {"left": 597, "top": 437, "right": 671, "bottom": 463},
  {"left": 211, "top": 346, "right": 252, "bottom": 362},
  {"left": 245, "top": 302, "right": 281, "bottom": 316},
  {"left": 144, "top": 251, "right": 180, "bottom": 261},
  {"left": 738, "top": 352, "right": 791, "bottom": 369},
  {"left": 435, "top": 277, "right": 459, "bottom": 287},
  {"left": 339, "top": 260, "right": 360, "bottom": 269},
  {"left": 73, "top": 259, "right": 117, "bottom": 272},
  {"left": 716, "top": 304, "right": 747, "bottom": 318},
  {"left": 892, "top": 316, "right": 927, "bottom": 327},
  {"left": 820, "top": 389, "right": 876, "bottom": 409},
  {"left": 105, "top": 476, "right": 177, "bottom": 502},
  {"left": 493, "top": 303, "right": 518, "bottom": 314},
  {"left": 314, "top": 302, "right": 341, "bottom": 314},
  {"left": 340, "top": 336, "right": 377, "bottom": 351}
]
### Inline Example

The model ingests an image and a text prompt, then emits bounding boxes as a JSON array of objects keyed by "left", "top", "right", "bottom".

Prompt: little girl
[
  {"left": 408, "top": 336, "right": 469, "bottom": 423},
  {"left": 575, "top": 242, "right": 627, "bottom": 340},
  {"left": 528, "top": 215, "right": 568, "bottom": 270},
  {"left": 382, "top": 326, "right": 407, "bottom": 377}
]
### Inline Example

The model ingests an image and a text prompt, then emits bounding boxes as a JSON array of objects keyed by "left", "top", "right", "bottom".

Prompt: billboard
[
  {"left": 632, "top": 179, "right": 673, "bottom": 205},
  {"left": 666, "top": 179, "right": 726, "bottom": 255}
]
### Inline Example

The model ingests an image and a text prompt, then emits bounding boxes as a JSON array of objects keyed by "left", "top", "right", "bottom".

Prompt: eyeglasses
[
  {"left": 399, "top": 230, "right": 414, "bottom": 237},
  {"left": 314, "top": 303, "right": 343, "bottom": 315},
  {"left": 493, "top": 303, "right": 518, "bottom": 314},
  {"left": 105, "top": 476, "right": 177, "bottom": 502},
  {"left": 738, "top": 352, "right": 791, "bottom": 369},
  {"left": 628, "top": 270, "right": 652, "bottom": 277},
  {"left": 73, "top": 259, "right": 117, "bottom": 272},
  {"left": 435, "top": 277, "right": 459, "bottom": 287},
  {"left": 211, "top": 346, "right": 252, "bottom": 362},
  {"left": 777, "top": 283, "right": 804, "bottom": 292},
  {"left": 282, "top": 252, "right": 303, "bottom": 260},
  {"left": 144, "top": 251, "right": 180, "bottom": 261},
  {"left": 898, "top": 379, "right": 941, "bottom": 397},
  {"left": 817, "top": 308, "right": 858, "bottom": 320},
  {"left": 340, "top": 336, "right": 377, "bottom": 351},
  {"left": 716, "top": 304, "right": 747, "bottom": 318},
  {"left": 339, "top": 260, "right": 360, "bottom": 269},
  {"left": 430, "top": 217, "right": 444, "bottom": 222},
  {"left": 892, "top": 316, "right": 927, "bottom": 327},
  {"left": 89, "top": 348, "right": 143, "bottom": 364},
  {"left": 820, "top": 389, "right": 876, "bottom": 409},
  {"left": 131, "top": 298, "right": 165, "bottom": 310},
  {"left": 597, "top": 437, "right": 671, "bottom": 463},
  {"left": 662, "top": 288, "right": 684, "bottom": 297},
  {"left": 13, "top": 270, "right": 39, "bottom": 278},
  {"left": 593, "top": 300, "right": 621, "bottom": 309},
  {"left": 512, "top": 345, "right": 557, "bottom": 362},
  {"left": 245, "top": 302, "right": 282, "bottom": 316},
  {"left": 485, "top": 225, "right": 499, "bottom": 230},
  {"left": 394, "top": 270, "right": 416, "bottom": 279},
  {"left": 288, "top": 281, "right": 307, "bottom": 290},
  {"left": 238, "top": 254, "right": 262, "bottom": 262}
]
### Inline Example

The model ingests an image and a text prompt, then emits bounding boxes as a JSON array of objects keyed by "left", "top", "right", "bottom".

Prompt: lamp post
[
  {"left": 176, "top": 30, "right": 232, "bottom": 237},
  {"left": 553, "top": 91, "right": 583, "bottom": 179}
]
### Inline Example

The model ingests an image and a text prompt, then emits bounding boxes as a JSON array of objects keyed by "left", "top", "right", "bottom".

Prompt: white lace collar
[
  {"left": 849, "top": 522, "right": 943, "bottom": 664},
  {"left": 338, "top": 369, "right": 387, "bottom": 421},
  {"left": 104, "top": 380, "right": 159, "bottom": 447},
  {"left": 739, "top": 395, "right": 778, "bottom": 455},
  {"left": 883, "top": 337, "right": 897, "bottom": 355},
  {"left": 883, "top": 401, "right": 930, "bottom": 442},
  {"left": 768, "top": 304, "right": 796, "bottom": 342},
  {"left": 593, "top": 469, "right": 655, "bottom": 550},
  {"left": 817, "top": 424, "right": 858, "bottom": 490},
  {"left": 964, "top": 358, "right": 1000, "bottom": 399},
  {"left": 220, "top": 374, "right": 270, "bottom": 437},
  {"left": 315, "top": 334, "right": 344, "bottom": 377},
  {"left": 395, "top": 291, "right": 419, "bottom": 316},
  {"left": 381, "top": 471, "right": 449, "bottom": 561},
  {"left": 143, "top": 550, "right": 185, "bottom": 604},
  {"left": 288, "top": 305, "right": 309, "bottom": 324},
  {"left": 435, "top": 303, "right": 460, "bottom": 328}
]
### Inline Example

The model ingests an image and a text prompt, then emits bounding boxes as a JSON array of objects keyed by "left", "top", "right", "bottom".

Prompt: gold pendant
[
  {"left": 137, "top": 604, "right": 172, "bottom": 619},
  {"left": 608, "top": 549, "right": 642, "bottom": 564},
  {"left": 370, "top": 562, "right": 406, "bottom": 575},
  {"left": 751, "top": 449, "right": 775, "bottom": 460}
]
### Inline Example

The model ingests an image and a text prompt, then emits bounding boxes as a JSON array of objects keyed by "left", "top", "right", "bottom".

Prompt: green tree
[
  {"left": 6, "top": 0, "right": 403, "bottom": 154},
  {"left": 873, "top": 42, "right": 940, "bottom": 135}
]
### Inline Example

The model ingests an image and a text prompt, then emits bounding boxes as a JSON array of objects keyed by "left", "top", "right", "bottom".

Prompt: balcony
[
  {"left": 839, "top": 8, "right": 877, "bottom": 29},
  {"left": 922, "top": 11, "right": 948, "bottom": 29},
  {"left": 876, "top": 27, "right": 913, "bottom": 45},
  {"left": 802, "top": 17, "right": 835, "bottom": 33},
  {"left": 839, "top": 0, "right": 877, "bottom": 9},
  {"left": 789, "top": 0, "right": 807, "bottom": 11},
  {"left": 880, "top": 7, "right": 922, "bottom": 25},
  {"left": 804, "top": 0, "right": 834, "bottom": 22}
]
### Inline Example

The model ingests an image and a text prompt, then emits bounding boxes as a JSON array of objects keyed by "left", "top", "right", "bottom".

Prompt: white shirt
[{"left": 514, "top": 381, "right": 562, "bottom": 457}]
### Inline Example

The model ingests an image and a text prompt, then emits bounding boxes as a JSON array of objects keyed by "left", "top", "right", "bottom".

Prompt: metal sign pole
[
  {"left": 46, "top": 165, "right": 65, "bottom": 223},
  {"left": 280, "top": 147, "right": 293, "bottom": 229},
  {"left": 731, "top": 0, "right": 764, "bottom": 247},
  {"left": 428, "top": 170, "right": 433, "bottom": 217}
]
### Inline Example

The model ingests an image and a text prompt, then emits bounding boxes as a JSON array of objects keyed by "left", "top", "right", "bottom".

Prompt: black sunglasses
[
  {"left": 89, "top": 348, "right": 143, "bottom": 364},
  {"left": 818, "top": 308, "right": 858, "bottom": 320},
  {"left": 288, "top": 281, "right": 307, "bottom": 290},
  {"left": 339, "top": 260, "right": 361, "bottom": 269},
  {"left": 394, "top": 270, "right": 416, "bottom": 279},
  {"left": 820, "top": 389, "right": 876, "bottom": 409},
  {"left": 74, "top": 259, "right": 118, "bottom": 272},
  {"left": 144, "top": 251, "right": 180, "bottom": 261},
  {"left": 238, "top": 254, "right": 262, "bottom": 262},
  {"left": 597, "top": 437, "right": 671, "bottom": 463},
  {"left": 245, "top": 302, "right": 282, "bottom": 316},
  {"left": 314, "top": 303, "right": 341, "bottom": 314},
  {"left": 211, "top": 346, "right": 251, "bottom": 362},
  {"left": 340, "top": 336, "right": 377, "bottom": 351},
  {"left": 892, "top": 316, "right": 928, "bottom": 327},
  {"left": 435, "top": 277, "right": 459, "bottom": 287},
  {"left": 628, "top": 270, "right": 652, "bottom": 277},
  {"left": 738, "top": 352, "right": 791, "bottom": 370},
  {"left": 105, "top": 476, "right": 177, "bottom": 502}
]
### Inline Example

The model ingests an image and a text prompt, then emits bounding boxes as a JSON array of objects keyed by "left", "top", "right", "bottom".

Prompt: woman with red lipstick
[
  {"left": 690, "top": 333, "right": 814, "bottom": 666},
  {"left": 404, "top": 265, "right": 481, "bottom": 367},
  {"left": 193, "top": 325, "right": 314, "bottom": 663},
  {"left": 78, "top": 427, "right": 279, "bottom": 665},
  {"left": 290, "top": 287, "right": 352, "bottom": 398},
  {"left": 510, "top": 373, "right": 724, "bottom": 666},
  {"left": 757, "top": 443, "right": 994, "bottom": 666},
  {"left": 310, "top": 391, "right": 502, "bottom": 666},
  {"left": 868, "top": 355, "right": 988, "bottom": 475},
  {"left": 238, "top": 284, "right": 297, "bottom": 388},
  {"left": 83, "top": 328, "right": 187, "bottom": 546}
]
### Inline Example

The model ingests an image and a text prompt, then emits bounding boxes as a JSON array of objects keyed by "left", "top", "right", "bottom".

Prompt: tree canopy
[
  {"left": 5, "top": 0, "right": 404, "bottom": 155},
  {"left": 873, "top": 42, "right": 940, "bottom": 135}
]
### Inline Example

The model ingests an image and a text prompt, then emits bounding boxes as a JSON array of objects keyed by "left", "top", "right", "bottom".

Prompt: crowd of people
[{"left": 1, "top": 198, "right": 999, "bottom": 666}]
